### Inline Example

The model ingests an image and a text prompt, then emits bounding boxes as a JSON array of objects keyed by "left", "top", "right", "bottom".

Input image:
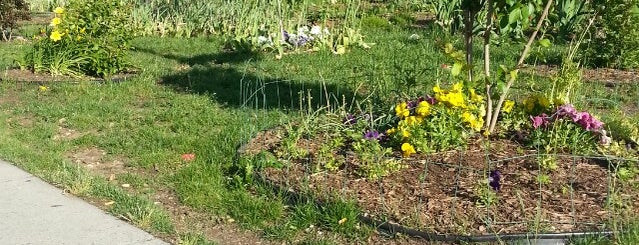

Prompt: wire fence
[{"left": 239, "top": 128, "right": 639, "bottom": 242}]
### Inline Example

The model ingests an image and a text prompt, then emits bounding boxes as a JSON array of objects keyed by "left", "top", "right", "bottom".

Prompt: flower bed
[{"left": 240, "top": 127, "right": 638, "bottom": 237}]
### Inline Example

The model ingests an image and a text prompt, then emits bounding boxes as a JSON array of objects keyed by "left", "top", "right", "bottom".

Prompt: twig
[{"left": 488, "top": 0, "right": 554, "bottom": 132}]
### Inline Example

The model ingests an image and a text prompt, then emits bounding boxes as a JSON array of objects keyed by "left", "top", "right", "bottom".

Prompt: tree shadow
[{"left": 136, "top": 47, "right": 354, "bottom": 110}]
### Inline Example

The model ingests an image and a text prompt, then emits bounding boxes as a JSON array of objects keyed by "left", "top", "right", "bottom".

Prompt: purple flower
[
  {"left": 530, "top": 113, "right": 550, "bottom": 129},
  {"left": 363, "top": 130, "right": 383, "bottom": 141},
  {"left": 407, "top": 100, "right": 418, "bottom": 109},
  {"left": 489, "top": 170, "right": 501, "bottom": 191},
  {"left": 425, "top": 95, "right": 437, "bottom": 105},
  {"left": 343, "top": 114, "right": 357, "bottom": 125},
  {"left": 556, "top": 104, "right": 578, "bottom": 119}
]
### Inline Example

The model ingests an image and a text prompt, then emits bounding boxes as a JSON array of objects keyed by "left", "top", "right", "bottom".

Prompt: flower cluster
[
  {"left": 530, "top": 104, "right": 609, "bottom": 145},
  {"left": 49, "top": 7, "right": 65, "bottom": 42},
  {"left": 386, "top": 83, "right": 486, "bottom": 157},
  {"left": 522, "top": 94, "right": 551, "bottom": 114}
]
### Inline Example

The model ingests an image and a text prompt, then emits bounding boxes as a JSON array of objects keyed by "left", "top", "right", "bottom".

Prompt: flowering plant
[
  {"left": 385, "top": 82, "right": 486, "bottom": 157},
  {"left": 22, "top": 0, "right": 133, "bottom": 77}
]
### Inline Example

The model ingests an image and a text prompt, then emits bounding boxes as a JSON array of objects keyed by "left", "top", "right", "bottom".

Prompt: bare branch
[{"left": 488, "top": 0, "right": 554, "bottom": 132}]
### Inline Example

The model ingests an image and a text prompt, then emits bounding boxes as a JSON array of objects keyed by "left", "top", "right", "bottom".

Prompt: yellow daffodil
[
  {"left": 415, "top": 101, "right": 430, "bottom": 117},
  {"left": 50, "top": 30, "right": 64, "bottom": 41},
  {"left": 502, "top": 100, "right": 515, "bottom": 113},
  {"left": 401, "top": 143, "right": 416, "bottom": 157},
  {"left": 50, "top": 17, "right": 62, "bottom": 26},
  {"left": 395, "top": 102, "right": 410, "bottom": 119},
  {"left": 54, "top": 7, "right": 64, "bottom": 14}
]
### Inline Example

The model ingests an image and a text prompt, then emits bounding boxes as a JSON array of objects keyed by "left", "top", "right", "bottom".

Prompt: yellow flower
[
  {"left": 401, "top": 129, "right": 411, "bottom": 138},
  {"left": 469, "top": 89, "right": 483, "bottom": 103},
  {"left": 553, "top": 97, "right": 566, "bottom": 106},
  {"left": 50, "top": 30, "right": 64, "bottom": 41},
  {"left": 80, "top": 27, "right": 86, "bottom": 34},
  {"left": 50, "top": 17, "right": 62, "bottom": 26},
  {"left": 395, "top": 102, "right": 410, "bottom": 119},
  {"left": 415, "top": 101, "right": 430, "bottom": 117},
  {"left": 502, "top": 100, "right": 515, "bottom": 113},
  {"left": 405, "top": 116, "right": 423, "bottom": 126},
  {"left": 54, "top": 7, "right": 64, "bottom": 14},
  {"left": 38, "top": 86, "right": 48, "bottom": 92},
  {"left": 386, "top": 128, "right": 396, "bottom": 135},
  {"left": 523, "top": 96, "right": 535, "bottom": 112},
  {"left": 538, "top": 96, "right": 550, "bottom": 108},
  {"left": 401, "top": 143, "right": 416, "bottom": 157},
  {"left": 432, "top": 85, "right": 442, "bottom": 93},
  {"left": 451, "top": 82, "right": 463, "bottom": 93}
]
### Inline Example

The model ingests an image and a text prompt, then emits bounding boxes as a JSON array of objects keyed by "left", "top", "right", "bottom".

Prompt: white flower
[
  {"left": 257, "top": 36, "right": 272, "bottom": 45},
  {"left": 297, "top": 26, "right": 309, "bottom": 35},
  {"left": 409, "top": 34, "right": 421, "bottom": 40},
  {"left": 310, "top": 25, "right": 322, "bottom": 36}
]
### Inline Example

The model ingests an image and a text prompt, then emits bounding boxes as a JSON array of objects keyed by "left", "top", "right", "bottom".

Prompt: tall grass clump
[{"left": 129, "top": 0, "right": 371, "bottom": 54}]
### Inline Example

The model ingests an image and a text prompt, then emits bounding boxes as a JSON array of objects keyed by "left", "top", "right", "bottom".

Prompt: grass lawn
[{"left": 1, "top": 16, "right": 639, "bottom": 244}]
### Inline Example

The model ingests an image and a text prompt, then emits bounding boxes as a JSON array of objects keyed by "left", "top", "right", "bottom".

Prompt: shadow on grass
[{"left": 136, "top": 47, "right": 355, "bottom": 111}]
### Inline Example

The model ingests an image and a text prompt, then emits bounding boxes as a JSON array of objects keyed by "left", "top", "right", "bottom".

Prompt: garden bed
[{"left": 240, "top": 127, "right": 639, "bottom": 238}]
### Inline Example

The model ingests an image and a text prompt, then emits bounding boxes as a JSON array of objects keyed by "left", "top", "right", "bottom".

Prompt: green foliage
[
  {"left": 21, "top": 0, "right": 134, "bottom": 77},
  {"left": 352, "top": 138, "right": 402, "bottom": 180},
  {"left": 530, "top": 118, "right": 599, "bottom": 155},
  {"left": 0, "top": 0, "right": 31, "bottom": 41},
  {"left": 549, "top": 0, "right": 590, "bottom": 40},
  {"left": 585, "top": 0, "right": 639, "bottom": 68}
]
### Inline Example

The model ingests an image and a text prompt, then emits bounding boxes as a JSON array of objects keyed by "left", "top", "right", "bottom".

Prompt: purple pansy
[
  {"left": 530, "top": 113, "right": 550, "bottom": 129},
  {"left": 363, "top": 130, "right": 384, "bottom": 141},
  {"left": 343, "top": 114, "right": 357, "bottom": 125},
  {"left": 425, "top": 95, "right": 437, "bottom": 105},
  {"left": 489, "top": 170, "right": 501, "bottom": 191}
]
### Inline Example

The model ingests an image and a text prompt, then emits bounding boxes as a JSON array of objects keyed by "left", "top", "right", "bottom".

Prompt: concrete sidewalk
[{"left": 0, "top": 160, "right": 168, "bottom": 245}]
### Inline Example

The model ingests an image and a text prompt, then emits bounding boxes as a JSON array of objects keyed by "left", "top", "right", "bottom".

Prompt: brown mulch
[
  {"left": 522, "top": 65, "right": 639, "bottom": 84},
  {"left": 241, "top": 128, "right": 639, "bottom": 238}
]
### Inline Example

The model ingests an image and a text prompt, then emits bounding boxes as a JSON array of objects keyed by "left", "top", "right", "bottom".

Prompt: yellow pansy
[
  {"left": 50, "top": 30, "right": 64, "bottom": 41},
  {"left": 401, "top": 143, "right": 416, "bottom": 157},
  {"left": 502, "top": 100, "right": 515, "bottom": 113},
  {"left": 469, "top": 89, "right": 483, "bottom": 103},
  {"left": 415, "top": 101, "right": 430, "bottom": 117},
  {"left": 386, "top": 128, "right": 396, "bottom": 135},
  {"left": 54, "top": 7, "right": 64, "bottom": 14},
  {"left": 395, "top": 102, "right": 410, "bottom": 119},
  {"left": 405, "top": 116, "right": 423, "bottom": 126}
]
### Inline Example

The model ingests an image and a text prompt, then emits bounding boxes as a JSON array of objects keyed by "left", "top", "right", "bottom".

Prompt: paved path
[{"left": 0, "top": 160, "right": 168, "bottom": 245}]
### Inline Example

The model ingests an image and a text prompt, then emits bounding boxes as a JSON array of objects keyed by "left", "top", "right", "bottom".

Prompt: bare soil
[{"left": 241, "top": 127, "right": 639, "bottom": 238}]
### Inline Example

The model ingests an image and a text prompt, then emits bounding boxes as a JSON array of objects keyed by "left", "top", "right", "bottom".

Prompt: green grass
[{"left": 1, "top": 15, "right": 639, "bottom": 244}]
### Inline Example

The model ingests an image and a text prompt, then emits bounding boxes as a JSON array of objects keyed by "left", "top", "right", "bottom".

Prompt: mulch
[{"left": 240, "top": 127, "right": 639, "bottom": 238}]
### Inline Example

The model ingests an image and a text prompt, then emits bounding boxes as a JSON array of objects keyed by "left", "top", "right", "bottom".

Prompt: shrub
[
  {"left": 0, "top": 0, "right": 31, "bottom": 41},
  {"left": 21, "top": 0, "right": 133, "bottom": 77},
  {"left": 584, "top": 0, "right": 639, "bottom": 69}
]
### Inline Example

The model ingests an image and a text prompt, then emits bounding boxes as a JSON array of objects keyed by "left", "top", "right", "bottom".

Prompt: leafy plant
[
  {"left": 0, "top": 0, "right": 31, "bottom": 41},
  {"left": 585, "top": 0, "right": 639, "bottom": 68},
  {"left": 21, "top": 0, "right": 134, "bottom": 77}
]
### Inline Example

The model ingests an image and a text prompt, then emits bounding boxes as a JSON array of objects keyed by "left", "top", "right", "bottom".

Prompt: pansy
[
  {"left": 530, "top": 113, "right": 549, "bottom": 129},
  {"left": 343, "top": 114, "right": 357, "bottom": 125},
  {"left": 502, "top": 100, "right": 515, "bottom": 113},
  {"left": 489, "top": 170, "right": 502, "bottom": 191},
  {"left": 363, "top": 130, "right": 383, "bottom": 141},
  {"left": 415, "top": 101, "right": 431, "bottom": 117},
  {"left": 401, "top": 143, "right": 416, "bottom": 157},
  {"left": 395, "top": 102, "right": 410, "bottom": 119}
]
